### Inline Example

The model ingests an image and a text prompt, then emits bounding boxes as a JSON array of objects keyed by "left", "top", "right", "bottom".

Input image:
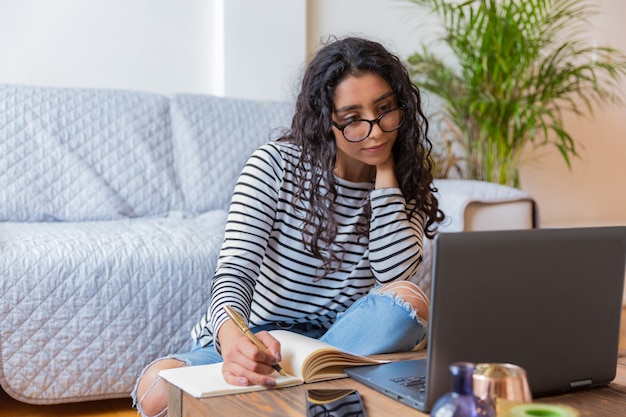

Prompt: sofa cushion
[
  {"left": 0, "top": 84, "right": 183, "bottom": 222},
  {"left": 0, "top": 210, "right": 226, "bottom": 403},
  {"left": 170, "top": 94, "right": 293, "bottom": 213}
]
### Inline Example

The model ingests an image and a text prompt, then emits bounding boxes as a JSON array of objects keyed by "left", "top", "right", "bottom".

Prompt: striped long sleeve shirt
[{"left": 191, "top": 141, "right": 426, "bottom": 348}]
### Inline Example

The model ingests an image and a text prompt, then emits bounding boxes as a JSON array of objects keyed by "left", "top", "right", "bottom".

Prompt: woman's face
[{"left": 331, "top": 72, "right": 399, "bottom": 181}]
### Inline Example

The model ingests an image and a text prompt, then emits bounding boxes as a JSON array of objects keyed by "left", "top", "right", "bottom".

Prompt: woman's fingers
[
  {"left": 220, "top": 332, "right": 280, "bottom": 387},
  {"left": 222, "top": 361, "right": 278, "bottom": 387},
  {"left": 255, "top": 331, "right": 283, "bottom": 363}
]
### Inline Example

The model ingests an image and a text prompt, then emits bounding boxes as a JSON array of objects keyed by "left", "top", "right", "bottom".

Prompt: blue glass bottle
[{"left": 431, "top": 362, "right": 495, "bottom": 417}]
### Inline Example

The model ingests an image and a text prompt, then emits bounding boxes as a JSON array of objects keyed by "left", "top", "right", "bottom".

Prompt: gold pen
[{"left": 224, "top": 305, "right": 287, "bottom": 376}]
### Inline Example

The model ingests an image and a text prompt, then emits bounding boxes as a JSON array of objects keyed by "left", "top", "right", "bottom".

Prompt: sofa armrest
[
  {"left": 465, "top": 200, "right": 535, "bottom": 231},
  {"left": 412, "top": 180, "right": 538, "bottom": 297},
  {"left": 433, "top": 179, "right": 538, "bottom": 232}
]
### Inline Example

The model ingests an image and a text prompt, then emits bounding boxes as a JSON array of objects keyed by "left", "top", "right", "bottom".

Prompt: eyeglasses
[{"left": 332, "top": 107, "right": 406, "bottom": 142}]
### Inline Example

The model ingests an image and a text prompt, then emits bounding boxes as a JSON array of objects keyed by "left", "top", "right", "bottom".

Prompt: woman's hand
[
  {"left": 374, "top": 155, "right": 399, "bottom": 189},
  {"left": 218, "top": 320, "right": 282, "bottom": 387}
]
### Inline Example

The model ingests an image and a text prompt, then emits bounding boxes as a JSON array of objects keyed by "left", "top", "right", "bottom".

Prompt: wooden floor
[
  {"left": 0, "top": 391, "right": 136, "bottom": 417},
  {"left": 2, "top": 307, "right": 626, "bottom": 417}
]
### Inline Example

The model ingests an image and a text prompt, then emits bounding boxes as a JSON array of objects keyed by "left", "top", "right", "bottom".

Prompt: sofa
[{"left": 0, "top": 83, "right": 536, "bottom": 405}]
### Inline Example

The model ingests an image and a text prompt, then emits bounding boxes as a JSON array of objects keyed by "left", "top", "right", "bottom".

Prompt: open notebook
[{"left": 159, "top": 329, "right": 385, "bottom": 398}]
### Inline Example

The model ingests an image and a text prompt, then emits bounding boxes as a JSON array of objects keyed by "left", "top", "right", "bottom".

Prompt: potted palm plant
[{"left": 405, "top": 0, "right": 626, "bottom": 187}]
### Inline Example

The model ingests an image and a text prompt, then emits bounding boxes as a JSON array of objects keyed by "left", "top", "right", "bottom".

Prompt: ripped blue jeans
[
  {"left": 174, "top": 287, "right": 424, "bottom": 366},
  {"left": 321, "top": 287, "right": 427, "bottom": 354},
  {"left": 132, "top": 286, "right": 427, "bottom": 416}
]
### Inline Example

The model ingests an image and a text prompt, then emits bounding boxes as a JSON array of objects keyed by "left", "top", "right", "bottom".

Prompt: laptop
[{"left": 346, "top": 226, "right": 626, "bottom": 412}]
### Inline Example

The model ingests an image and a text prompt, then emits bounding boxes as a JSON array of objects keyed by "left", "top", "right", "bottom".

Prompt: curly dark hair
[{"left": 280, "top": 36, "right": 445, "bottom": 276}]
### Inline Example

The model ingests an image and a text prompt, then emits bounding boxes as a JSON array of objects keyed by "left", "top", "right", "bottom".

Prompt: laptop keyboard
[{"left": 391, "top": 375, "right": 427, "bottom": 392}]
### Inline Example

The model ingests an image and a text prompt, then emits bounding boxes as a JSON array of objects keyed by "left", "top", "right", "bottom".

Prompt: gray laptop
[{"left": 346, "top": 226, "right": 626, "bottom": 412}]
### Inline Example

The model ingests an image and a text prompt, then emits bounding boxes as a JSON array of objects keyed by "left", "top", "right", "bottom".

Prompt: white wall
[
  {"left": 0, "top": 0, "right": 214, "bottom": 94},
  {"left": 306, "top": 0, "right": 428, "bottom": 57},
  {"left": 220, "top": 0, "right": 306, "bottom": 101},
  {"left": 0, "top": 0, "right": 624, "bottom": 225},
  {"left": 0, "top": 0, "right": 306, "bottom": 100}
]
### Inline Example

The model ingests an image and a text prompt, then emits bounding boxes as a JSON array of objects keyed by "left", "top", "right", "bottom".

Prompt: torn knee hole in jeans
[
  {"left": 136, "top": 379, "right": 168, "bottom": 417},
  {"left": 132, "top": 357, "right": 188, "bottom": 417},
  {"left": 373, "top": 284, "right": 430, "bottom": 327}
]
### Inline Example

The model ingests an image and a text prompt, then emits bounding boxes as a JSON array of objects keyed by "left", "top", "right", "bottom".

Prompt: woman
[{"left": 133, "top": 36, "right": 444, "bottom": 417}]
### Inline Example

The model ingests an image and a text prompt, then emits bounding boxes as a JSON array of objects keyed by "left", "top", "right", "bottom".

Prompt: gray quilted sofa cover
[{"left": 0, "top": 84, "right": 293, "bottom": 404}]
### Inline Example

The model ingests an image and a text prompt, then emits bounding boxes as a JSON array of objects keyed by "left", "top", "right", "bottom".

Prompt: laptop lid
[
  {"left": 347, "top": 226, "right": 626, "bottom": 412},
  {"left": 427, "top": 226, "right": 626, "bottom": 401}
]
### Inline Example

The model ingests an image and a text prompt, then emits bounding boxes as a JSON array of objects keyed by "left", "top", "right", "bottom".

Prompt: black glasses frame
[{"left": 332, "top": 107, "right": 406, "bottom": 143}]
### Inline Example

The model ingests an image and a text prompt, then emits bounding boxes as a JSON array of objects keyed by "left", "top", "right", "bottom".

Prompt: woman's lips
[{"left": 364, "top": 142, "right": 387, "bottom": 152}]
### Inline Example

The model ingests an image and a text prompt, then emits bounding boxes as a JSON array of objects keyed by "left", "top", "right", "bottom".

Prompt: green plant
[{"left": 406, "top": 0, "right": 626, "bottom": 187}]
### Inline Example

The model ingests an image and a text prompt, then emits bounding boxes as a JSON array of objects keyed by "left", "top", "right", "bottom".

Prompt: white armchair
[{"left": 413, "top": 179, "right": 538, "bottom": 296}]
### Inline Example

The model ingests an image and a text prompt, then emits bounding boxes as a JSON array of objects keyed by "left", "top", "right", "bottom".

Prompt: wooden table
[{"left": 167, "top": 350, "right": 626, "bottom": 417}]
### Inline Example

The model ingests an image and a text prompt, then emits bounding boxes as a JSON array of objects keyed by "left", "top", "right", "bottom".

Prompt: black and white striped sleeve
[
  {"left": 208, "top": 143, "right": 285, "bottom": 340},
  {"left": 368, "top": 188, "right": 426, "bottom": 283}
]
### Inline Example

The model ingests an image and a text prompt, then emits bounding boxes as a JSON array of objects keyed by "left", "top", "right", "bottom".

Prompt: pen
[{"left": 224, "top": 305, "right": 287, "bottom": 376}]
